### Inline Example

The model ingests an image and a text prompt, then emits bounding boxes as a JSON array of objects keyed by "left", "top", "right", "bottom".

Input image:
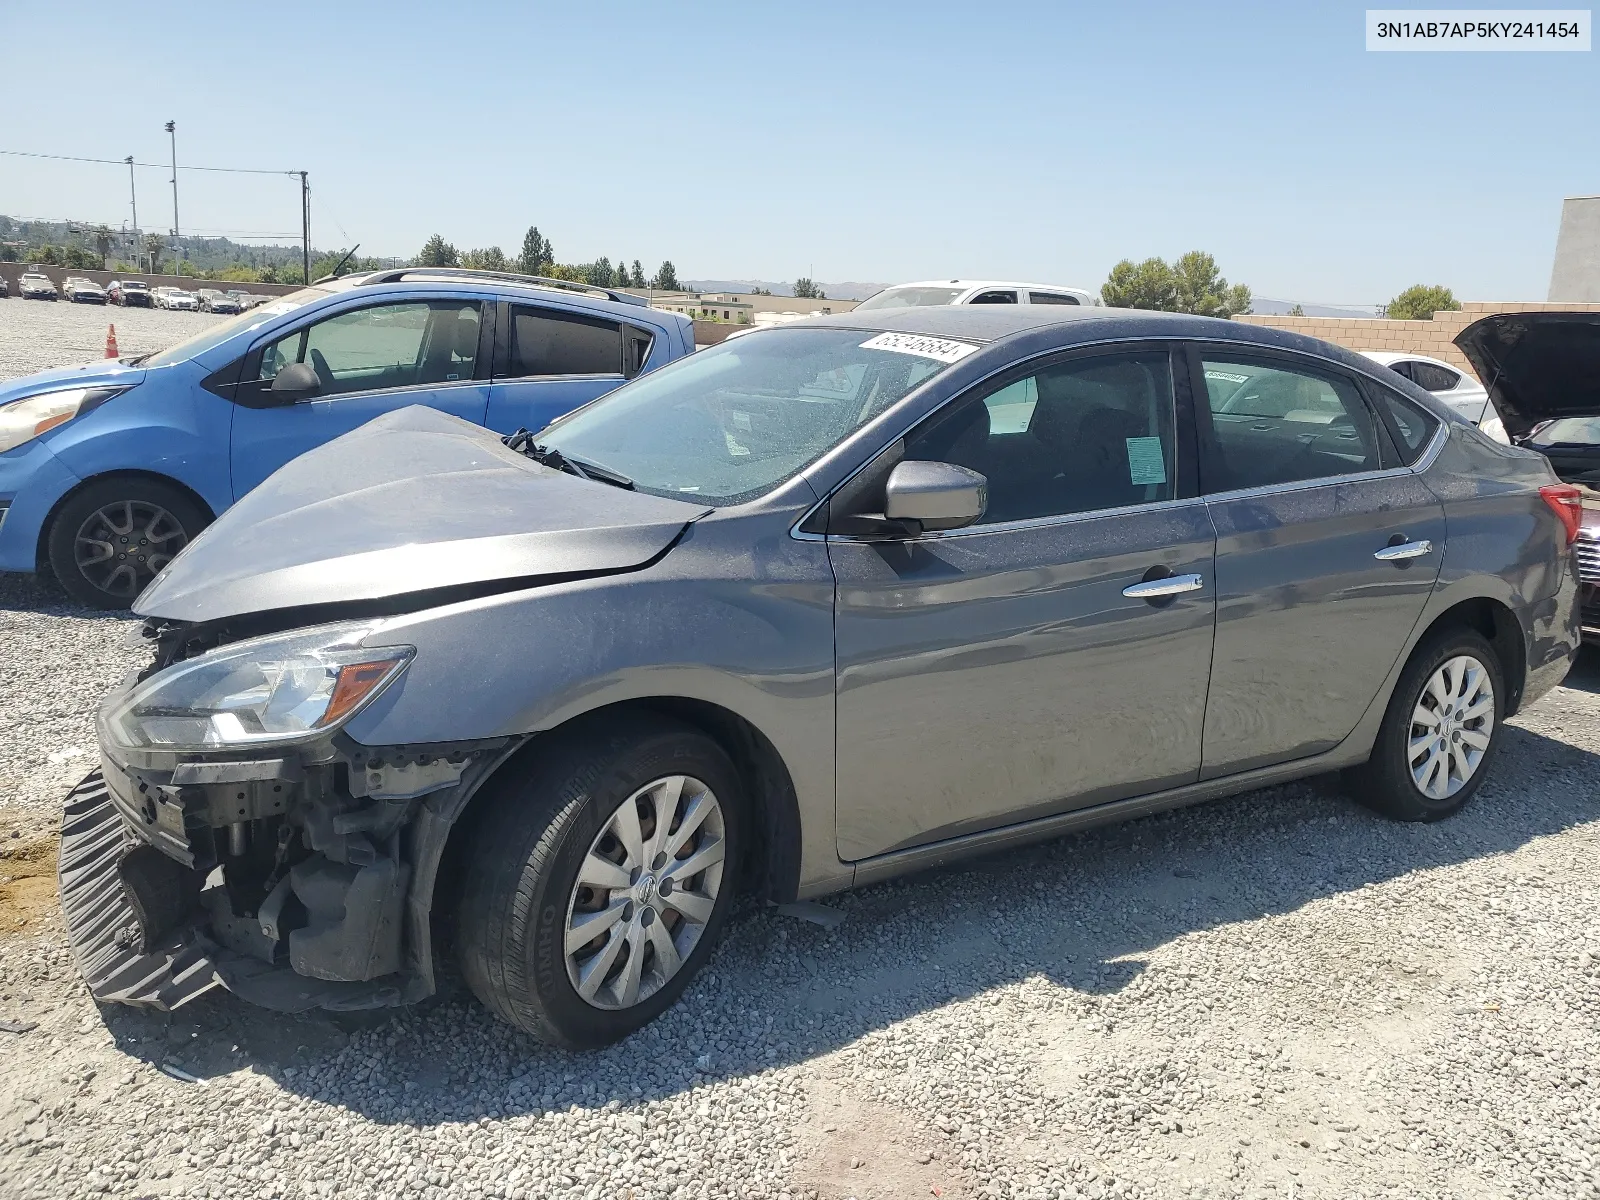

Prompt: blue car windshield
[
  {"left": 138, "top": 287, "right": 330, "bottom": 367},
  {"left": 539, "top": 327, "right": 973, "bottom": 505}
]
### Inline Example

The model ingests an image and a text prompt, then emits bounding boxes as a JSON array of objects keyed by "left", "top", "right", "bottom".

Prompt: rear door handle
[
  {"left": 1122, "top": 573, "right": 1205, "bottom": 599},
  {"left": 1374, "top": 539, "right": 1432, "bottom": 562}
]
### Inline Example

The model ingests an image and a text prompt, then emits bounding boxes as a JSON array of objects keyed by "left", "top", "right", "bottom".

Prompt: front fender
[{"left": 43, "top": 372, "right": 235, "bottom": 516}]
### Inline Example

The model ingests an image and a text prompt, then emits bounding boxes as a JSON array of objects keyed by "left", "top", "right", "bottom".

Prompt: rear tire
[
  {"left": 457, "top": 716, "right": 744, "bottom": 1048},
  {"left": 1348, "top": 626, "right": 1505, "bottom": 821},
  {"left": 46, "top": 477, "right": 209, "bottom": 609}
]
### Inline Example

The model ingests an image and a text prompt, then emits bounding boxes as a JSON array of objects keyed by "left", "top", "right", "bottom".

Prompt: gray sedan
[{"left": 63, "top": 306, "right": 1580, "bottom": 1047}]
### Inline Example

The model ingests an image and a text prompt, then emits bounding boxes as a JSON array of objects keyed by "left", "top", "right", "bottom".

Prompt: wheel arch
[
  {"left": 1410, "top": 595, "right": 1527, "bottom": 715},
  {"left": 35, "top": 468, "right": 217, "bottom": 571},
  {"left": 427, "top": 696, "right": 803, "bottom": 961}
]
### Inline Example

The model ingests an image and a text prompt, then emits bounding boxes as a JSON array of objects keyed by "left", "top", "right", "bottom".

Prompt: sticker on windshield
[
  {"left": 1126, "top": 437, "right": 1168, "bottom": 486},
  {"left": 1204, "top": 369, "right": 1249, "bottom": 384},
  {"left": 859, "top": 331, "right": 979, "bottom": 364}
]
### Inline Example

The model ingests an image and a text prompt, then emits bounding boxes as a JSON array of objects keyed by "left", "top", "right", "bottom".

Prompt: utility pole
[
  {"left": 165, "top": 120, "right": 179, "bottom": 277},
  {"left": 125, "top": 156, "right": 139, "bottom": 273},
  {"left": 300, "top": 171, "right": 310, "bottom": 284}
]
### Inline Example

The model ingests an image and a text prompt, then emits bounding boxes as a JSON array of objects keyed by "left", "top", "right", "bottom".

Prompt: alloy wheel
[
  {"left": 72, "top": 500, "right": 188, "bottom": 599},
  {"left": 1408, "top": 654, "right": 1495, "bottom": 800},
  {"left": 564, "top": 774, "right": 727, "bottom": 1010}
]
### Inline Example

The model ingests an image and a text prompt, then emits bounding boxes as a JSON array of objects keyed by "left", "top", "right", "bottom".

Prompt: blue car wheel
[{"left": 46, "top": 477, "right": 210, "bottom": 609}]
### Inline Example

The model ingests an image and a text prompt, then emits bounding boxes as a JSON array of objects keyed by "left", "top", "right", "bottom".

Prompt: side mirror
[
  {"left": 271, "top": 361, "right": 320, "bottom": 400},
  {"left": 884, "top": 460, "right": 988, "bottom": 533}
]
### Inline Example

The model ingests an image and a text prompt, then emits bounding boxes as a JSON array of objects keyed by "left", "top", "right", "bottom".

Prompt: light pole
[
  {"left": 299, "top": 171, "right": 310, "bottom": 284},
  {"left": 165, "top": 120, "right": 179, "bottom": 277},
  {"left": 125, "top": 156, "right": 139, "bottom": 273}
]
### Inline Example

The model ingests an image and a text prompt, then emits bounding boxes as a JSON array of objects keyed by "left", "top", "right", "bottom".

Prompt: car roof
[
  {"left": 882, "top": 279, "right": 1095, "bottom": 294},
  {"left": 802, "top": 303, "right": 1194, "bottom": 342}
]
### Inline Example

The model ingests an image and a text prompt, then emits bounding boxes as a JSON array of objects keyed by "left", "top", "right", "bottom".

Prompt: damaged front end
[{"left": 60, "top": 616, "right": 512, "bottom": 1013}]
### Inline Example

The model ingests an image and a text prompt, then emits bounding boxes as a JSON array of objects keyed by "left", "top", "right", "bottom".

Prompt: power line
[{"left": 0, "top": 148, "right": 299, "bottom": 177}]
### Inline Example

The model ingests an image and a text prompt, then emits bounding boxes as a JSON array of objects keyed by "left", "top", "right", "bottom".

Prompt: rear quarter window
[{"left": 1367, "top": 384, "right": 1440, "bottom": 464}]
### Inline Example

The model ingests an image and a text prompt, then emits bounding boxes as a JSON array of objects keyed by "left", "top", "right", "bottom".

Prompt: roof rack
[{"left": 339, "top": 267, "right": 648, "bottom": 306}]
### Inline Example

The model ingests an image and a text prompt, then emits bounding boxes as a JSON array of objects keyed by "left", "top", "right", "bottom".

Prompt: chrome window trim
[{"left": 796, "top": 493, "right": 1210, "bottom": 544}]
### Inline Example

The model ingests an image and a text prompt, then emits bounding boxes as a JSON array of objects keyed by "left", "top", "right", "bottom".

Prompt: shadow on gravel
[
  {"left": 87, "top": 716, "right": 1600, "bottom": 1129},
  {"left": 1558, "top": 644, "right": 1600, "bottom": 694}
]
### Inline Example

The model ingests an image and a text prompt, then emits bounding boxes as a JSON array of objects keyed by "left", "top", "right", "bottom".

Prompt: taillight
[{"left": 1539, "top": 483, "right": 1584, "bottom": 546}]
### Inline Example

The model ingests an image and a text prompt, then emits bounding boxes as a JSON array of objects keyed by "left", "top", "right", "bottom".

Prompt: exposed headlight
[
  {"left": 101, "top": 621, "right": 413, "bottom": 753},
  {"left": 1479, "top": 414, "right": 1511, "bottom": 445},
  {"left": 0, "top": 386, "right": 127, "bottom": 453}
]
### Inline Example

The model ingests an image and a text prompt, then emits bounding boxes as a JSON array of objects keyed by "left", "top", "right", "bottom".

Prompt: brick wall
[{"left": 1234, "top": 301, "right": 1600, "bottom": 383}]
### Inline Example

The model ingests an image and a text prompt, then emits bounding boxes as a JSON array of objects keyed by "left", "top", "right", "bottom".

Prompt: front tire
[
  {"left": 1348, "top": 626, "right": 1505, "bottom": 821},
  {"left": 46, "top": 477, "right": 209, "bottom": 609},
  {"left": 457, "top": 716, "right": 744, "bottom": 1048}
]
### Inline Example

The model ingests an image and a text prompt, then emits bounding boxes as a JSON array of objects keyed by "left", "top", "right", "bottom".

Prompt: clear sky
[{"left": 2, "top": 1, "right": 1595, "bottom": 304}]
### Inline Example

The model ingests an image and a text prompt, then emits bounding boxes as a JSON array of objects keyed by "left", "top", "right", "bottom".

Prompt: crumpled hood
[
  {"left": 0, "top": 362, "right": 147, "bottom": 404},
  {"left": 134, "top": 405, "right": 711, "bottom": 623},
  {"left": 1455, "top": 312, "right": 1600, "bottom": 437}
]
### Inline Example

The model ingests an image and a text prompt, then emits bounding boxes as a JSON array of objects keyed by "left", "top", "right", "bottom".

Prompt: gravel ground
[
  {"left": 0, "top": 297, "right": 225, "bottom": 379},
  {"left": 2, "top": 307, "right": 1598, "bottom": 1200}
]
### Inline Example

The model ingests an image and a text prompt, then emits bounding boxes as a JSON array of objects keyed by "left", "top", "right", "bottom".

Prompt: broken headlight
[{"left": 101, "top": 621, "right": 413, "bottom": 752}]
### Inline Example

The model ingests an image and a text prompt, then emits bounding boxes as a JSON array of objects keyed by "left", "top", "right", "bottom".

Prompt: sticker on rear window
[
  {"left": 1126, "top": 436, "right": 1168, "bottom": 486},
  {"left": 859, "top": 332, "right": 978, "bottom": 364},
  {"left": 1204, "top": 369, "right": 1249, "bottom": 384}
]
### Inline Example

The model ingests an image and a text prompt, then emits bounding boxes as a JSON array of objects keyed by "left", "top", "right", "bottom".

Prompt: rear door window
[
  {"left": 968, "top": 290, "right": 1018, "bottom": 304},
  {"left": 624, "top": 325, "right": 655, "bottom": 379},
  {"left": 505, "top": 306, "right": 623, "bottom": 377},
  {"left": 1406, "top": 361, "right": 1462, "bottom": 392},
  {"left": 1367, "top": 385, "right": 1440, "bottom": 464},
  {"left": 1028, "top": 291, "right": 1080, "bottom": 305},
  {"left": 1198, "top": 354, "right": 1381, "bottom": 491}
]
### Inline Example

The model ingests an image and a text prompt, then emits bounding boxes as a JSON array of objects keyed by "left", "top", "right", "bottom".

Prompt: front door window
[{"left": 254, "top": 301, "right": 482, "bottom": 398}]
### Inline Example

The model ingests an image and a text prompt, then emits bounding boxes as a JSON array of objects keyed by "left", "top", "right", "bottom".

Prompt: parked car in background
[
  {"left": 154, "top": 287, "right": 198, "bottom": 311},
  {"left": 1455, "top": 310, "right": 1600, "bottom": 639},
  {"left": 106, "top": 280, "right": 154, "bottom": 308},
  {"left": 0, "top": 276, "right": 8, "bottom": 298},
  {"left": 19, "top": 272, "right": 59, "bottom": 300},
  {"left": 57, "top": 305, "right": 1578, "bottom": 1048},
  {"left": 856, "top": 279, "right": 1101, "bottom": 310},
  {"left": 0, "top": 268, "right": 691, "bottom": 606},
  {"left": 62, "top": 277, "right": 108, "bottom": 304},
  {"left": 195, "top": 289, "right": 242, "bottom": 314},
  {"left": 1361, "top": 351, "right": 1490, "bottom": 424}
]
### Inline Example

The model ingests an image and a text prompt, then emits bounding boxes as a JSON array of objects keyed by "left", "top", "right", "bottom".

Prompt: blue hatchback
[{"left": 0, "top": 269, "right": 694, "bottom": 606}]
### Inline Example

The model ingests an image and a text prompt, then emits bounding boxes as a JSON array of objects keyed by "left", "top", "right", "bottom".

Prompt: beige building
[{"left": 624, "top": 289, "right": 859, "bottom": 324}]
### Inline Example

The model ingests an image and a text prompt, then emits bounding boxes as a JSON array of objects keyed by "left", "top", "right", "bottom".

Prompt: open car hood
[
  {"left": 1455, "top": 311, "right": 1600, "bottom": 438},
  {"left": 134, "top": 406, "right": 711, "bottom": 624}
]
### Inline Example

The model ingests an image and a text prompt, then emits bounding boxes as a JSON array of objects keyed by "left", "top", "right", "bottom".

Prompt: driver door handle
[
  {"left": 1374, "top": 539, "right": 1432, "bottom": 562},
  {"left": 1122, "top": 573, "right": 1205, "bottom": 599}
]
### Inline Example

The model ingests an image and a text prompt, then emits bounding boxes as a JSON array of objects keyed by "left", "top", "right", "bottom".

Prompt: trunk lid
[
  {"left": 1454, "top": 311, "right": 1600, "bottom": 438},
  {"left": 134, "top": 405, "right": 711, "bottom": 623}
]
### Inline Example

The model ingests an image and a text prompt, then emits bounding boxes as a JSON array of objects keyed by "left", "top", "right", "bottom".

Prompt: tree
[
  {"left": 417, "top": 234, "right": 459, "bottom": 267},
  {"left": 615, "top": 255, "right": 631, "bottom": 287},
  {"left": 462, "top": 246, "right": 510, "bottom": 271},
  {"left": 630, "top": 259, "right": 646, "bottom": 288},
  {"left": 1385, "top": 284, "right": 1459, "bottom": 321},
  {"left": 1287, "top": 303, "right": 1305, "bottom": 317},
  {"left": 1101, "top": 251, "right": 1250, "bottom": 317},
  {"left": 518, "top": 226, "right": 553, "bottom": 275},
  {"left": 750, "top": 285, "right": 772, "bottom": 296},
  {"left": 144, "top": 233, "right": 166, "bottom": 273},
  {"left": 792, "top": 277, "right": 825, "bottom": 300},
  {"left": 91, "top": 226, "right": 115, "bottom": 270},
  {"left": 586, "top": 257, "right": 614, "bottom": 287},
  {"left": 652, "top": 260, "right": 681, "bottom": 292}
]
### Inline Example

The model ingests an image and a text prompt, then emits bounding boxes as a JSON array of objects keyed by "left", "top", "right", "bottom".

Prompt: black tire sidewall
[
  {"left": 1367, "top": 628, "right": 1506, "bottom": 821},
  {"left": 492, "top": 727, "right": 744, "bottom": 1047},
  {"left": 46, "top": 478, "right": 208, "bottom": 609}
]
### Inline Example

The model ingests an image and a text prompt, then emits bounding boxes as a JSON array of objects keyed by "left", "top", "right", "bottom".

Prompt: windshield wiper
[{"left": 503, "top": 429, "right": 634, "bottom": 489}]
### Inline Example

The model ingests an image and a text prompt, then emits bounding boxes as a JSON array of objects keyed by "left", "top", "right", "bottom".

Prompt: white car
[
  {"left": 1360, "top": 351, "right": 1491, "bottom": 424},
  {"left": 154, "top": 286, "right": 199, "bottom": 312},
  {"left": 854, "top": 278, "right": 1101, "bottom": 311}
]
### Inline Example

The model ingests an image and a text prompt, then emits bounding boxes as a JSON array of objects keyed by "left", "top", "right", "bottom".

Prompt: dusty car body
[{"left": 64, "top": 306, "right": 1580, "bottom": 1046}]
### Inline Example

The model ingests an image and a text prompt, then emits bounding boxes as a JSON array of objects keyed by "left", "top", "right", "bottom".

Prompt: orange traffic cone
[{"left": 105, "top": 325, "right": 119, "bottom": 359}]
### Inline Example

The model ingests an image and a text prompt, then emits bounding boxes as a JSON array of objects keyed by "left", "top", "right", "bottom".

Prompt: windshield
[
  {"left": 539, "top": 327, "right": 972, "bottom": 504},
  {"left": 1533, "top": 417, "right": 1600, "bottom": 445},
  {"left": 140, "top": 286, "right": 329, "bottom": 367},
  {"left": 854, "top": 286, "right": 964, "bottom": 311}
]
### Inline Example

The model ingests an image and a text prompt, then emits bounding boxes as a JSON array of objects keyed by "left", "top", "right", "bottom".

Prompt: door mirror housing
[
  {"left": 270, "top": 361, "right": 321, "bottom": 401},
  {"left": 884, "top": 460, "right": 988, "bottom": 532}
]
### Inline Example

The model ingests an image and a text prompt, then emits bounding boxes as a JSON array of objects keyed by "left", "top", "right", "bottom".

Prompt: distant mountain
[
  {"left": 685, "top": 279, "right": 888, "bottom": 302},
  {"left": 1249, "top": 297, "right": 1379, "bottom": 318}
]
